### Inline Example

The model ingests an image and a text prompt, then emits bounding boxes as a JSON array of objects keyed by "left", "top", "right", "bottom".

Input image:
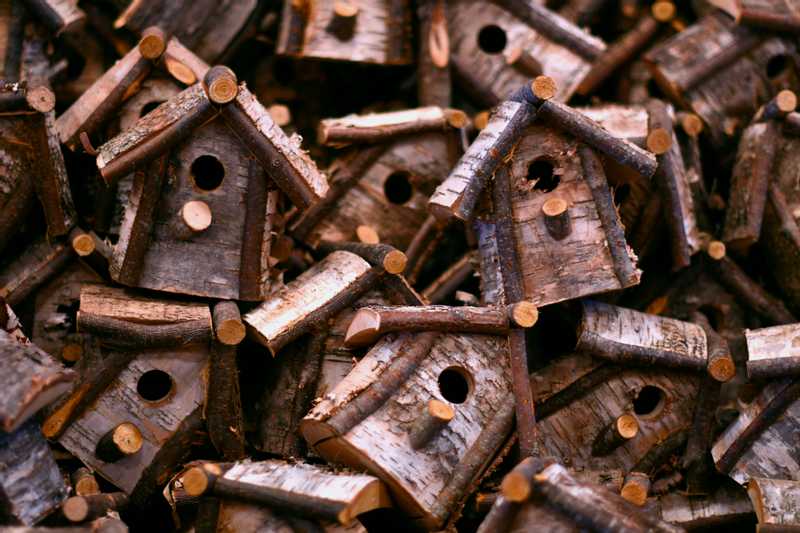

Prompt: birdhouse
[
  {"left": 292, "top": 107, "right": 462, "bottom": 250},
  {"left": 301, "top": 331, "right": 510, "bottom": 529},
  {"left": 48, "top": 285, "right": 212, "bottom": 504},
  {"left": 276, "top": 0, "right": 413, "bottom": 65},
  {"left": 644, "top": 10, "right": 798, "bottom": 145},
  {"left": 94, "top": 67, "right": 328, "bottom": 300},
  {"left": 447, "top": 0, "right": 606, "bottom": 104}
]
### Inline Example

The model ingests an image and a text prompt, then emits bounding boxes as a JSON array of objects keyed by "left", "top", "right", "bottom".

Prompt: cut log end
[
  {"left": 203, "top": 66, "right": 239, "bottom": 105},
  {"left": 96, "top": 422, "right": 143, "bottom": 462},
  {"left": 165, "top": 58, "right": 197, "bottom": 85},
  {"left": 182, "top": 466, "right": 210, "bottom": 497},
  {"left": 474, "top": 111, "right": 490, "bottom": 130},
  {"left": 26, "top": 86, "right": 56, "bottom": 113},
  {"left": 501, "top": 471, "right": 532, "bottom": 503},
  {"left": 138, "top": 26, "right": 167, "bottom": 59},
  {"left": 216, "top": 319, "right": 246, "bottom": 345},
  {"left": 708, "top": 355, "right": 736, "bottom": 382},
  {"left": 181, "top": 201, "right": 213, "bottom": 232},
  {"left": 509, "top": 301, "right": 539, "bottom": 328},
  {"left": 707, "top": 240, "right": 726, "bottom": 260},
  {"left": 71, "top": 233, "right": 96, "bottom": 257},
  {"left": 72, "top": 469, "right": 100, "bottom": 496},
  {"left": 651, "top": 1, "right": 676, "bottom": 22},
  {"left": 333, "top": 0, "right": 359, "bottom": 18},
  {"left": 344, "top": 308, "right": 381, "bottom": 348},
  {"left": 646, "top": 128, "right": 672, "bottom": 154},
  {"left": 531, "top": 76, "right": 556, "bottom": 101},
  {"left": 428, "top": 398, "right": 455, "bottom": 422},
  {"left": 445, "top": 109, "right": 469, "bottom": 129},
  {"left": 620, "top": 472, "right": 650, "bottom": 506},
  {"left": 680, "top": 113, "right": 704, "bottom": 137},
  {"left": 383, "top": 250, "right": 408, "bottom": 274},
  {"left": 62, "top": 496, "right": 90, "bottom": 522},
  {"left": 356, "top": 225, "right": 380, "bottom": 244},
  {"left": 542, "top": 197, "right": 572, "bottom": 240},
  {"left": 776, "top": 90, "right": 797, "bottom": 114},
  {"left": 617, "top": 413, "right": 639, "bottom": 439},
  {"left": 268, "top": 104, "right": 292, "bottom": 127},
  {"left": 62, "top": 343, "right": 83, "bottom": 363}
]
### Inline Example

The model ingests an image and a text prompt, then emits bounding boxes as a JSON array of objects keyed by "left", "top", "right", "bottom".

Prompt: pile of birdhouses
[{"left": 3, "top": 0, "right": 800, "bottom": 531}]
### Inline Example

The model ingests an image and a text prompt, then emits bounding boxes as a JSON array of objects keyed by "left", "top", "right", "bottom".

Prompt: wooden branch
[
  {"left": 681, "top": 374, "right": 721, "bottom": 495},
  {"left": 712, "top": 378, "right": 800, "bottom": 475},
  {"left": 428, "top": 81, "right": 548, "bottom": 222},
  {"left": 71, "top": 468, "right": 100, "bottom": 497},
  {"left": 577, "top": 4, "right": 670, "bottom": 95},
  {"left": 202, "top": 65, "right": 238, "bottom": 105},
  {"left": 32, "top": 110, "right": 76, "bottom": 237},
  {"left": 722, "top": 121, "right": 779, "bottom": 254},
  {"left": 290, "top": 145, "right": 387, "bottom": 241},
  {"left": 221, "top": 85, "right": 328, "bottom": 210},
  {"left": 243, "top": 251, "right": 378, "bottom": 355},
  {"left": 95, "top": 422, "right": 143, "bottom": 462},
  {"left": 316, "top": 240, "right": 407, "bottom": 274},
  {"left": 0, "top": 239, "right": 73, "bottom": 306},
  {"left": 0, "top": 333, "right": 75, "bottom": 432},
  {"left": 747, "top": 324, "right": 800, "bottom": 380},
  {"left": 55, "top": 41, "right": 153, "bottom": 151},
  {"left": 577, "top": 300, "right": 708, "bottom": 371},
  {"left": 344, "top": 303, "right": 536, "bottom": 347},
  {"left": 77, "top": 313, "right": 212, "bottom": 349},
  {"left": 62, "top": 492, "right": 128, "bottom": 523},
  {"left": 212, "top": 301, "right": 245, "bottom": 345},
  {"left": 78, "top": 284, "right": 211, "bottom": 324},
  {"left": 318, "top": 107, "right": 466, "bottom": 146},
  {"left": 711, "top": 0, "right": 800, "bottom": 32},
  {"left": 748, "top": 477, "right": 800, "bottom": 529},
  {"left": 416, "top": 0, "right": 451, "bottom": 107},
  {"left": 493, "top": 162, "right": 537, "bottom": 457},
  {"left": 96, "top": 84, "right": 215, "bottom": 183},
  {"left": 489, "top": 0, "right": 605, "bottom": 61},
  {"left": 69, "top": 227, "right": 110, "bottom": 279},
  {"left": 690, "top": 311, "right": 735, "bottom": 382},
  {"left": 206, "top": 338, "right": 245, "bottom": 460},
  {"left": 408, "top": 398, "right": 454, "bottom": 449},
  {"left": 591, "top": 413, "right": 639, "bottom": 456},
  {"left": 709, "top": 255, "right": 796, "bottom": 325},
  {"left": 422, "top": 250, "right": 476, "bottom": 304},
  {"left": 183, "top": 460, "right": 389, "bottom": 525},
  {"left": 579, "top": 146, "right": 641, "bottom": 287},
  {"left": 620, "top": 472, "right": 650, "bottom": 506},
  {"left": 24, "top": 0, "right": 85, "bottom": 35},
  {"left": 646, "top": 99, "right": 699, "bottom": 270},
  {"left": 163, "top": 37, "right": 210, "bottom": 85}
]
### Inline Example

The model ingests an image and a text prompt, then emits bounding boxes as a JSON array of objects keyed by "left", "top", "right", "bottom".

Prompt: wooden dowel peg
[
  {"left": 203, "top": 66, "right": 238, "bottom": 105},
  {"left": 138, "top": 26, "right": 168, "bottom": 60},
  {"left": 691, "top": 311, "right": 736, "bottom": 382},
  {"left": 327, "top": 0, "right": 359, "bottom": 40},
  {"left": 172, "top": 201, "right": 212, "bottom": 240},
  {"left": 95, "top": 422, "right": 143, "bottom": 462},
  {"left": 620, "top": 472, "right": 650, "bottom": 506},
  {"left": 409, "top": 399, "right": 455, "bottom": 449},
  {"left": 69, "top": 227, "right": 96, "bottom": 257},
  {"left": 63, "top": 492, "right": 129, "bottom": 523},
  {"left": 71, "top": 467, "right": 100, "bottom": 496},
  {"left": 500, "top": 457, "right": 548, "bottom": 503},
  {"left": 508, "top": 301, "right": 538, "bottom": 328},
  {"left": 316, "top": 240, "right": 407, "bottom": 274},
  {"left": 646, "top": 126, "right": 672, "bottom": 155},
  {"left": 61, "top": 343, "right": 83, "bottom": 363},
  {"left": 678, "top": 112, "right": 704, "bottom": 137},
  {"left": 542, "top": 197, "right": 571, "bottom": 240},
  {"left": 505, "top": 45, "right": 542, "bottom": 77},
  {"left": 212, "top": 301, "right": 245, "bottom": 346},
  {"left": 754, "top": 90, "right": 797, "bottom": 123},
  {"left": 591, "top": 413, "right": 639, "bottom": 456}
]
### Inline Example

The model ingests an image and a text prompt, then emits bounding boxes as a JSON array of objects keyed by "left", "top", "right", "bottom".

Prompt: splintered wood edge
[
  {"left": 113, "top": 422, "right": 143, "bottom": 454},
  {"left": 777, "top": 90, "right": 797, "bottom": 113},
  {"left": 344, "top": 308, "right": 382, "bottom": 348},
  {"left": 616, "top": 414, "right": 639, "bottom": 439},
  {"left": 383, "top": 250, "right": 408, "bottom": 274},
  {"left": 62, "top": 496, "right": 90, "bottom": 522},
  {"left": 501, "top": 470, "right": 532, "bottom": 502},
  {"left": 428, "top": 399, "right": 455, "bottom": 421},
  {"left": 356, "top": 225, "right": 380, "bottom": 244},
  {"left": 532, "top": 76, "right": 556, "bottom": 100},
  {"left": 646, "top": 128, "right": 672, "bottom": 154}
]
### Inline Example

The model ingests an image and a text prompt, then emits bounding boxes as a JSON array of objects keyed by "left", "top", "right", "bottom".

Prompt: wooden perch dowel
[
  {"left": 203, "top": 65, "right": 238, "bottom": 105},
  {"left": 620, "top": 472, "right": 650, "bottom": 506},
  {"left": 212, "top": 301, "right": 245, "bottom": 345},
  {"left": 577, "top": 300, "right": 708, "bottom": 371},
  {"left": 171, "top": 200, "right": 212, "bottom": 240},
  {"left": 318, "top": 106, "right": 466, "bottom": 146},
  {"left": 95, "top": 422, "right": 143, "bottom": 462},
  {"left": 541, "top": 197, "right": 572, "bottom": 240},
  {"left": 591, "top": 413, "right": 639, "bottom": 456},
  {"left": 408, "top": 398, "right": 454, "bottom": 449},
  {"left": 344, "top": 304, "right": 528, "bottom": 347},
  {"left": 500, "top": 457, "right": 548, "bottom": 503},
  {"left": 63, "top": 492, "right": 129, "bottom": 523},
  {"left": 327, "top": 0, "right": 358, "bottom": 40},
  {"left": 746, "top": 324, "right": 800, "bottom": 380},
  {"left": 316, "top": 240, "right": 407, "bottom": 274},
  {"left": 505, "top": 45, "right": 542, "bottom": 77},
  {"left": 71, "top": 468, "right": 100, "bottom": 497},
  {"left": 691, "top": 311, "right": 735, "bottom": 382}
]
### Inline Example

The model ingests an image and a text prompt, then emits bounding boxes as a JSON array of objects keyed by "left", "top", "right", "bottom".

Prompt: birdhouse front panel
[
  {"left": 509, "top": 124, "right": 638, "bottom": 307},
  {"left": 307, "top": 131, "right": 455, "bottom": 249},
  {"left": 448, "top": 0, "right": 604, "bottom": 104},
  {"left": 134, "top": 119, "right": 262, "bottom": 300},
  {"left": 59, "top": 346, "right": 208, "bottom": 493}
]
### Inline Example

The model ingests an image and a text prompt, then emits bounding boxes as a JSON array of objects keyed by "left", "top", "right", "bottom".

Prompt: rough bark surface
[
  {"left": 748, "top": 477, "right": 800, "bottom": 527},
  {"left": 746, "top": 324, "right": 800, "bottom": 379},
  {"left": 0, "top": 236, "right": 72, "bottom": 306}
]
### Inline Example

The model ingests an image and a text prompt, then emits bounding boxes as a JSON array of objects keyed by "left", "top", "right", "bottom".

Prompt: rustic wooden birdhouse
[
  {"left": 644, "top": 9, "right": 798, "bottom": 146},
  {"left": 291, "top": 107, "right": 462, "bottom": 250},
  {"left": 447, "top": 0, "right": 606, "bottom": 104},
  {"left": 276, "top": 0, "right": 413, "bottom": 65},
  {"left": 0, "top": 82, "right": 75, "bottom": 250},
  {"left": 301, "top": 331, "right": 510, "bottom": 529},
  {"left": 0, "top": 302, "right": 72, "bottom": 525},
  {"left": 47, "top": 285, "right": 212, "bottom": 504},
  {"left": 94, "top": 67, "right": 328, "bottom": 300}
]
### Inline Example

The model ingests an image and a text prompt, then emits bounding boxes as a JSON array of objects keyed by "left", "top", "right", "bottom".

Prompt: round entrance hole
[
  {"left": 191, "top": 155, "right": 225, "bottom": 191},
  {"left": 137, "top": 369, "right": 174, "bottom": 402},
  {"left": 477, "top": 25, "right": 507, "bottom": 54},
  {"left": 527, "top": 159, "right": 559, "bottom": 192},
  {"left": 633, "top": 385, "right": 665, "bottom": 418},
  {"left": 438, "top": 367, "right": 472, "bottom": 404},
  {"left": 384, "top": 171, "right": 414, "bottom": 204}
]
